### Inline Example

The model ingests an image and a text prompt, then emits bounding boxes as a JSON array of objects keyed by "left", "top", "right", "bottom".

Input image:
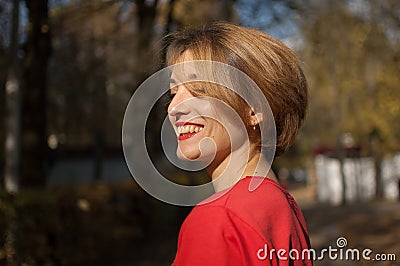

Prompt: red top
[{"left": 173, "top": 176, "right": 312, "bottom": 265}]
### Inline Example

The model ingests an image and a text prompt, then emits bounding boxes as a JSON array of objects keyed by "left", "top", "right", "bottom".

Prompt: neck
[{"left": 207, "top": 145, "right": 277, "bottom": 192}]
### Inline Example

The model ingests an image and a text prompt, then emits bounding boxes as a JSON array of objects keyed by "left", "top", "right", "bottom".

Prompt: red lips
[
  {"left": 175, "top": 121, "right": 204, "bottom": 127},
  {"left": 175, "top": 121, "right": 204, "bottom": 141},
  {"left": 178, "top": 132, "right": 198, "bottom": 140}
]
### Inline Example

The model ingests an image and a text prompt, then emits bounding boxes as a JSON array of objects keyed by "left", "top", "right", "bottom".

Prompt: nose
[{"left": 168, "top": 87, "right": 191, "bottom": 119}]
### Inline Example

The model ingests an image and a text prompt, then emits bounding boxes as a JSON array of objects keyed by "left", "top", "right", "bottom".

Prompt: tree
[
  {"left": 4, "top": 0, "right": 21, "bottom": 193},
  {"left": 46, "top": 0, "right": 238, "bottom": 182},
  {"left": 20, "top": 0, "right": 51, "bottom": 187},
  {"left": 300, "top": 0, "right": 400, "bottom": 199}
]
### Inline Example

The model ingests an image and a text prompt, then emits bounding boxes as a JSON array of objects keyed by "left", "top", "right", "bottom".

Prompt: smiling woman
[
  {"left": 164, "top": 22, "right": 311, "bottom": 266},
  {"left": 168, "top": 61, "right": 237, "bottom": 170}
]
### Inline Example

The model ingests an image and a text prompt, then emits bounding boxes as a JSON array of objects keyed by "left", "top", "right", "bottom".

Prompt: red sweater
[{"left": 173, "top": 176, "right": 312, "bottom": 265}]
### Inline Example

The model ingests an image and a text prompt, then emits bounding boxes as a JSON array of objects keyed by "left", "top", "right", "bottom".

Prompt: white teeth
[{"left": 177, "top": 125, "right": 204, "bottom": 135}]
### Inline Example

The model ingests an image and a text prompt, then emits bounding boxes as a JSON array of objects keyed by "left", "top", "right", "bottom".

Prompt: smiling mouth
[{"left": 176, "top": 122, "right": 204, "bottom": 140}]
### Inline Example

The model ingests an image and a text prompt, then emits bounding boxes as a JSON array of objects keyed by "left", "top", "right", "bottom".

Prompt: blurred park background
[{"left": 0, "top": 0, "right": 399, "bottom": 265}]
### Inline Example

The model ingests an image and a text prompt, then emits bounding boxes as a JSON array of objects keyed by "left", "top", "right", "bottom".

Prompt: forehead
[{"left": 170, "top": 51, "right": 198, "bottom": 83}]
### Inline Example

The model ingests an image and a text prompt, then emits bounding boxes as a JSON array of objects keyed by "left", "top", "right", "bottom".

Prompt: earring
[{"left": 253, "top": 126, "right": 256, "bottom": 130}]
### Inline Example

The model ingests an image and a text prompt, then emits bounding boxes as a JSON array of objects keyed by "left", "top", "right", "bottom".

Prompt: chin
[{"left": 177, "top": 146, "right": 201, "bottom": 161}]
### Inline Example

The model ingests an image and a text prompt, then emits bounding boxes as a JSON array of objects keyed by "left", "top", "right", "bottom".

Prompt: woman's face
[
  {"left": 168, "top": 81, "right": 232, "bottom": 163},
  {"left": 167, "top": 52, "right": 249, "bottom": 165}
]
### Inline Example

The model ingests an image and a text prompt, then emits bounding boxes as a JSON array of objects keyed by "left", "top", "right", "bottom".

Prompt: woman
[{"left": 166, "top": 22, "right": 311, "bottom": 265}]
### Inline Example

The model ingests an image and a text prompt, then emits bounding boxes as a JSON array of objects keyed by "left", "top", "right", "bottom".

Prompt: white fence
[{"left": 315, "top": 153, "right": 400, "bottom": 205}]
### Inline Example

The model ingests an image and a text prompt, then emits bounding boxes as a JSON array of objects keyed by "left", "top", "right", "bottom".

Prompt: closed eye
[
  {"left": 164, "top": 90, "right": 175, "bottom": 106},
  {"left": 194, "top": 86, "right": 205, "bottom": 94}
]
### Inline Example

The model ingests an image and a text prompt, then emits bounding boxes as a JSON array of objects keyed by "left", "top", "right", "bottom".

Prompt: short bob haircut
[{"left": 164, "top": 22, "right": 308, "bottom": 156}]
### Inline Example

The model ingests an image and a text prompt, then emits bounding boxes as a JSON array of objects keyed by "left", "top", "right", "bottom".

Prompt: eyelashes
[
  {"left": 165, "top": 84, "right": 206, "bottom": 107},
  {"left": 187, "top": 86, "right": 205, "bottom": 97},
  {"left": 193, "top": 87, "right": 205, "bottom": 94},
  {"left": 165, "top": 92, "right": 175, "bottom": 106}
]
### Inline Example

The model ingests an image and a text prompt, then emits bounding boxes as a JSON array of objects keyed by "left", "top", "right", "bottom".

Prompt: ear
[{"left": 248, "top": 107, "right": 263, "bottom": 127}]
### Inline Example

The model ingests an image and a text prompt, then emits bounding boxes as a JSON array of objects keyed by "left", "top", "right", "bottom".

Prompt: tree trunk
[
  {"left": 4, "top": 0, "right": 21, "bottom": 194},
  {"left": 4, "top": 3, "right": 21, "bottom": 265},
  {"left": 163, "top": 0, "right": 176, "bottom": 37},
  {"left": 20, "top": 0, "right": 51, "bottom": 187},
  {"left": 134, "top": 0, "right": 162, "bottom": 160},
  {"left": 135, "top": 0, "right": 158, "bottom": 82}
]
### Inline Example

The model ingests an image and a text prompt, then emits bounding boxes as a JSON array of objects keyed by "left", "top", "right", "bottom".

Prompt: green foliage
[{"left": 300, "top": 0, "right": 400, "bottom": 154}]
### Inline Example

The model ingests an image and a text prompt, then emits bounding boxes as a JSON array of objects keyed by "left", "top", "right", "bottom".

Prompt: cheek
[
  {"left": 217, "top": 119, "right": 248, "bottom": 150},
  {"left": 207, "top": 122, "right": 231, "bottom": 150},
  {"left": 217, "top": 123, "right": 230, "bottom": 139}
]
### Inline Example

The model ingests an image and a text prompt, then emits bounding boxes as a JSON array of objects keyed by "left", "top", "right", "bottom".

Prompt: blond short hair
[{"left": 165, "top": 22, "right": 308, "bottom": 156}]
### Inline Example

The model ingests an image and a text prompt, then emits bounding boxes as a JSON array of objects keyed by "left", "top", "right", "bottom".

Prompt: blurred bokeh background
[{"left": 0, "top": 0, "right": 399, "bottom": 265}]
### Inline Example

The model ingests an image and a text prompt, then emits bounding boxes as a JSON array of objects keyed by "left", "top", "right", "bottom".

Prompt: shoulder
[
  {"left": 179, "top": 203, "right": 261, "bottom": 242},
  {"left": 174, "top": 204, "right": 265, "bottom": 266},
  {"left": 215, "top": 177, "right": 297, "bottom": 226},
  {"left": 196, "top": 177, "right": 308, "bottom": 243},
  {"left": 226, "top": 177, "right": 294, "bottom": 208},
  {"left": 173, "top": 178, "right": 311, "bottom": 265},
  {"left": 181, "top": 177, "right": 298, "bottom": 240}
]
